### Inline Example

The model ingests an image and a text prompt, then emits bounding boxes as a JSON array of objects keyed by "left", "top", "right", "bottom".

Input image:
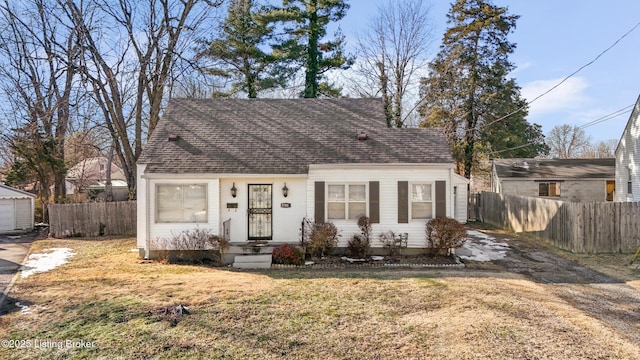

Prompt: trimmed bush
[
  {"left": 308, "top": 221, "right": 339, "bottom": 257},
  {"left": 347, "top": 216, "right": 372, "bottom": 258},
  {"left": 272, "top": 244, "right": 304, "bottom": 265},
  {"left": 425, "top": 217, "right": 467, "bottom": 256}
]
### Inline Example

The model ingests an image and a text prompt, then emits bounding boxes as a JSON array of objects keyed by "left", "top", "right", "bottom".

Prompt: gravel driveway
[{"left": 463, "top": 227, "right": 640, "bottom": 345}]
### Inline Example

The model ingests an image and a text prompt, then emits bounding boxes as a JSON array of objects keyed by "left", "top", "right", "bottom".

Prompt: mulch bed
[{"left": 271, "top": 254, "right": 464, "bottom": 269}]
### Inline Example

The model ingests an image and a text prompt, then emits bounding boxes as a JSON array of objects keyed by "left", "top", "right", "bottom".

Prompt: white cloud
[
  {"left": 510, "top": 61, "right": 533, "bottom": 76},
  {"left": 521, "top": 77, "right": 589, "bottom": 115}
]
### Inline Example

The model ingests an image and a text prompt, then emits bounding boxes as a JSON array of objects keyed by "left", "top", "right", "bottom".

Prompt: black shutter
[
  {"left": 398, "top": 181, "right": 408, "bottom": 224},
  {"left": 314, "top": 181, "right": 325, "bottom": 223},
  {"left": 435, "top": 181, "right": 446, "bottom": 218},
  {"left": 369, "top": 181, "right": 379, "bottom": 224}
]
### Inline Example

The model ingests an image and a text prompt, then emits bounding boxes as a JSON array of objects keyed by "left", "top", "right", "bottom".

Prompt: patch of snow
[
  {"left": 14, "top": 302, "right": 47, "bottom": 316},
  {"left": 371, "top": 256, "right": 385, "bottom": 261},
  {"left": 460, "top": 231, "right": 510, "bottom": 262},
  {"left": 15, "top": 302, "right": 31, "bottom": 315},
  {"left": 21, "top": 248, "right": 75, "bottom": 279}
]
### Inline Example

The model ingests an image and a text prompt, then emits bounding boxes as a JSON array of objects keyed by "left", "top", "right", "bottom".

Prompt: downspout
[{"left": 449, "top": 168, "right": 454, "bottom": 218}]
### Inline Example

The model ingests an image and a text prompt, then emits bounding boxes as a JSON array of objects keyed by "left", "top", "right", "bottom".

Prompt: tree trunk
[{"left": 304, "top": 0, "right": 319, "bottom": 98}]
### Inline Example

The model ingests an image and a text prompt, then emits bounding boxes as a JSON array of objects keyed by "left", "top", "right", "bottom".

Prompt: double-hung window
[
  {"left": 411, "top": 183, "right": 433, "bottom": 219},
  {"left": 156, "top": 184, "right": 207, "bottom": 223},
  {"left": 327, "top": 184, "right": 367, "bottom": 220}
]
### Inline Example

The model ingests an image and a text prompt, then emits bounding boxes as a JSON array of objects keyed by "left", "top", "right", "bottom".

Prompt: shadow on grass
[{"left": 0, "top": 296, "right": 34, "bottom": 316}]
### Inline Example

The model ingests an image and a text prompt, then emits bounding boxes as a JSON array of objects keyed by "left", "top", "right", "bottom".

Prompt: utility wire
[
  {"left": 488, "top": 104, "right": 633, "bottom": 155},
  {"left": 481, "top": 20, "right": 640, "bottom": 131},
  {"left": 579, "top": 104, "right": 634, "bottom": 129}
]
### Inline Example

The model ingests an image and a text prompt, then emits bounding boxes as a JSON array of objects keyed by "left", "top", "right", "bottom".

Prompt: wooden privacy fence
[
  {"left": 480, "top": 191, "right": 640, "bottom": 253},
  {"left": 48, "top": 201, "right": 136, "bottom": 238}
]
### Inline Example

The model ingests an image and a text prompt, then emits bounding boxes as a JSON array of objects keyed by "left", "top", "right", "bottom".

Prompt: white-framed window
[
  {"left": 410, "top": 183, "right": 433, "bottom": 219},
  {"left": 539, "top": 182, "right": 560, "bottom": 197},
  {"left": 156, "top": 184, "right": 207, "bottom": 223},
  {"left": 327, "top": 183, "right": 367, "bottom": 220},
  {"left": 628, "top": 166, "right": 633, "bottom": 194}
]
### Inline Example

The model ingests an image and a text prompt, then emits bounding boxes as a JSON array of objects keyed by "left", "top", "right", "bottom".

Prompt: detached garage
[{"left": 0, "top": 184, "right": 35, "bottom": 233}]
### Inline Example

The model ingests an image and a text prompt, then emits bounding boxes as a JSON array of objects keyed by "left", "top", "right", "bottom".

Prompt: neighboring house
[
  {"left": 136, "top": 98, "right": 469, "bottom": 259},
  {"left": 0, "top": 184, "right": 35, "bottom": 233},
  {"left": 66, "top": 157, "right": 129, "bottom": 201},
  {"left": 491, "top": 158, "right": 616, "bottom": 202},
  {"left": 615, "top": 94, "right": 640, "bottom": 201}
]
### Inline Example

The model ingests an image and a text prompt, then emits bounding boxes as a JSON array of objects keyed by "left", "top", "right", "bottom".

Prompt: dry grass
[{"left": 0, "top": 237, "right": 639, "bottom": 359}]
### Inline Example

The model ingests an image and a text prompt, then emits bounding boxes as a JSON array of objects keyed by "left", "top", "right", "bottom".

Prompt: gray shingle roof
[
  {"left": 493, "top": 158, "right": 615, "bottom": 179},
  {"left": 138, "top": 98, "right": 453, "bottom": 174}
]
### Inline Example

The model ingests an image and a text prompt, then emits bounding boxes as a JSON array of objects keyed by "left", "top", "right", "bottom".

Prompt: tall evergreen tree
[
  {"left": 200, "top": 0, "right": 287, "bottom": 98},
  {"left": 419, "top": 0, "right": 546, "bottom": 178},
  {"left": 263, "top": 0, "right": 353, "bottom": 98}
]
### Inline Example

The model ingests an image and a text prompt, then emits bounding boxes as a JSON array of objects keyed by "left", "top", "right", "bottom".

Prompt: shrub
[
  {"left": 272, "top": 244, "right": 304, "bottom": 265},
  {"left": 425, "top": 217, "right": 467, "bottom": 256},
  {"left": 171, "top": 228, "right": 210, "bottom": 251},
  {"left": 152, "top": 229, "right": 229, "bottom": 264},
  {"left": 378, "top": 230, "right": 399, "bottom": 256},
  {"left": 347, "top": 216, "right": 372, "bottom": 258},
  {"left": 308, "top": 221, "right": 339, "bottom": 257},
  {"left": 299, "top": 217, "right": 314, "bottom": 257},
  {"left": 207, "top": 234, "right": 230, "bottom": 265}
]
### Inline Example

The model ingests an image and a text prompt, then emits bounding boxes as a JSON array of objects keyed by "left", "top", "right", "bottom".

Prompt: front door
[{"left": 248, "top": 184, "right": 272, "bottom": 240}]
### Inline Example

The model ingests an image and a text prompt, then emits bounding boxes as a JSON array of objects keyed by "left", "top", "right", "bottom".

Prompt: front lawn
[{"left": 0, "top": 237, "right": 638, "bottom": 359}]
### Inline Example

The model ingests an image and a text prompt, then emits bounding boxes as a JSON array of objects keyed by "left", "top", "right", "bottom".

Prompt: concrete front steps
[
  {"left": 228, "top": 242, "right": 282, "bottom": 269},
  {"left": 232, "top": 254, "right": 272, "bottom": 269}
]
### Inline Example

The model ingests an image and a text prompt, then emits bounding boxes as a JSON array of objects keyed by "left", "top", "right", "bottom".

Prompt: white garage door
[{"left": 0, "top": 200, "right": 15, "bottom": 231}]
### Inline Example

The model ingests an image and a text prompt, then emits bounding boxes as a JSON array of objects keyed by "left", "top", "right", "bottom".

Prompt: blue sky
[{"left": 338, "top": 0, "right": 640, "bottom": 142}]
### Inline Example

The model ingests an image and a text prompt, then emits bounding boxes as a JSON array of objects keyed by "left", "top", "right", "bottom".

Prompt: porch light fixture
[
  {"left": 282, "top": 183, "right": 289, "bottom": 198},
  {"left": 231, "top": 183, "right": 237, "bottom": 198}
]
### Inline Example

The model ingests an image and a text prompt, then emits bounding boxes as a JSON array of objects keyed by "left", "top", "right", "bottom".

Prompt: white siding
[
  {"left": 139, "top": 164, "right": 461, "bottom": 252},
  {"left": 219, "top": 177, "right": 306, "bottom": 243},
  {"left": 139, "top": 172, "right": 307, "bottom": 252},
  {"left": 616, "top": 98, "right": 640, "bottom": 201},
  {"left": 307, "top": 165, "right": 455, "bottom": 249},
  {"left": 136, "top": 164, "right": 148, "bottom": 249},
  {"left": 452, "top": 173, "right": 469, "bottom": 224}
]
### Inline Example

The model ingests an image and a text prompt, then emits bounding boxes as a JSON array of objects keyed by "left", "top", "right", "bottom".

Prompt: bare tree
[
  {"left": 0, "top": 0, "right": 81, "bottom": 211},
  {"left": 546, "top": 124, "right": 592, "bottom": 159},
  {"left": 352, "top": 0, "right": 433, "bottom": 127},
  {"left": 582, "top": 139, "right": 618, "bottom": 158},
  {"left": 65, "top": 0, "right": 223, "bottom": 199}
]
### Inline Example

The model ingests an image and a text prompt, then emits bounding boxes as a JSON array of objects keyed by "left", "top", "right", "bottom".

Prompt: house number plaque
[{"left": 280, "top": 203, "right": 291, "bottom": 208}]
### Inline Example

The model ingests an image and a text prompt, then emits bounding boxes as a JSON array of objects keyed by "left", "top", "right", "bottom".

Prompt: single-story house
[
  {"left": 136, "top": 98, "right": 469, "bottom": 260},
  {"left": 66, "top": 157, "right": 129, "bottom": 201},
  {"left": 615, "top": 94, "right": 640, "bottom": 201},
  {"left": 491, "top": 158, "right": 616, "bottom": 202},
  {"left": 0, "top": 184, "right": 35, "bottom": 233}
]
